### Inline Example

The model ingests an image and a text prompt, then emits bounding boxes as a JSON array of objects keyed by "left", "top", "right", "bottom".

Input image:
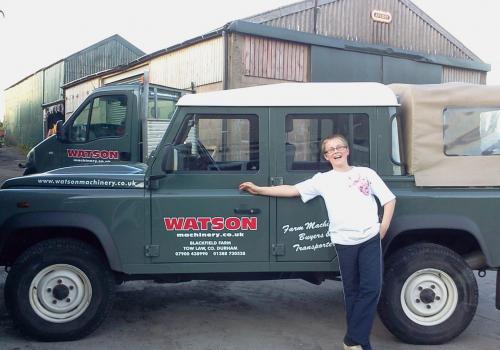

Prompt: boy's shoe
[{"left": 343, "top": 343, "right": 363, "bottom": 350}]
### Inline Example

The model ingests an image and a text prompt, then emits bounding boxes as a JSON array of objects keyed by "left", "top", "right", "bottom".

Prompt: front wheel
[
  {"left": 378, "top": 243, "right": 478, "bottom": 344},
  {"left": 4, "top": 239, "right": 115, "bottom": 341}
]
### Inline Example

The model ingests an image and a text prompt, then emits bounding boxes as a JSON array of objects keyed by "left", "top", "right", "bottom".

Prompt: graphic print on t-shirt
[{"left": 349, "top": 174, "right": 370, "bottom": 196}]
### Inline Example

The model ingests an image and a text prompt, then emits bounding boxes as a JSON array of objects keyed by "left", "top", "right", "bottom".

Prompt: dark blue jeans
[{"left": 335, "top": 234, "right": 382, "bottom": 350}]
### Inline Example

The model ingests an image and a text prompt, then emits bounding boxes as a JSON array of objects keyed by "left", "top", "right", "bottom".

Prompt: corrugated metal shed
[
  {"left": 4, "top": 34, "right": 144, "bottom": 148},
  {"left": 64, "top": 0, "right": 491, "bottom": 96},
  {"left": 4, "top": 71, "right": 44, "bottom": 147}
]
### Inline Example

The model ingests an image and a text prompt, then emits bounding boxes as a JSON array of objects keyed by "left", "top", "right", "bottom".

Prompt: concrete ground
[
  {"left": 0, "top": 146, "right": 499, "bottom": 350},
  {"left": 0, "top": 145, "right": 25, "bottom": 185}
]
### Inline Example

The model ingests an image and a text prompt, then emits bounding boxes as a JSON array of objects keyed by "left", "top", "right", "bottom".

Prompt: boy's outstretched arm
[{"left": 239, "top": 182, "right": 300, "bottom": 197}]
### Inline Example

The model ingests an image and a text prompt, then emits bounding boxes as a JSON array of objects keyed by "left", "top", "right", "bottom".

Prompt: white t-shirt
[{"left": 294, "top": 166, "right": 395, "bottom": 245}]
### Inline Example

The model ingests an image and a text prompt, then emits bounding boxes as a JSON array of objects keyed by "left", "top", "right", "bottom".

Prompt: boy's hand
[{"left": 239, "top": 182, "right": 260, "bottom": 195}]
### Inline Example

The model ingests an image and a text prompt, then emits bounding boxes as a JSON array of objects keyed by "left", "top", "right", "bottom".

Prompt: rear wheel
[
  {"left": 378, "top": 243, "right": 478, "bottom": 344},
  {"left": 5, "top": 238, "right": 115, "bottom": 341}
]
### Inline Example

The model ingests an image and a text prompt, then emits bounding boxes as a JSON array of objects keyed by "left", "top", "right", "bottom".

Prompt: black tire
[
  {"left": 378, "top": 243, "right": 478, "bottom": 345},
  {"left": 4, "top": 238, "right": 115, "bottom": 341}
]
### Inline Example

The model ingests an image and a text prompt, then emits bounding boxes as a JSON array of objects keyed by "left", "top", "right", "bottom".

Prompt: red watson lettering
[
  {"left": 67, "top": 149, "right": 79, "bottom": 157},
  {"left": 163, "top": 217, "right": 258, "bottom": 231},
  {"left": 225, "top": 217, "right": 240, "bottom": 230},
  {"left": 211, "top": 217, "right": 224, "bottom": 231},
  {"left": 108, "top": 150, "right": 119, "bottom": 159},
  {"left": 66, "top": 149, "right": 120, "bottom": 160},
  {"left": 164, "top": 217, "right": 184, "bottom": 230},
  {"left": 184, "top": 217, "right": 199, "bottom": 230},
  {"left": 197, "top": 217, "right": 211, "bottom": 230},
  {"left": 241, "top": 217, "right": 257, "bottom": 230}
]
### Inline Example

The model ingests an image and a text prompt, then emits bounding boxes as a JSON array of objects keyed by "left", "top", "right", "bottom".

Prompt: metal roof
[
  {"left": 243, "top": 0, "right": 483, "bottom": 63},
  {"left": 65, "top": 34, "right": 144, "bottom": 61},
  {"left": 177, "top": 82, "right": 399, "bottom": 107}
]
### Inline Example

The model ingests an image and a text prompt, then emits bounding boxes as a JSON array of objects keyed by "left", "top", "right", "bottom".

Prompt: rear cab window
[{"left": 285, "top": 113, "right": 370, "bottom": 171}]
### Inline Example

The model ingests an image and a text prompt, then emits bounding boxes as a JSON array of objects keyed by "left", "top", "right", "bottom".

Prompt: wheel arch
[
  {"left": 383, "top": 214, "right": 490, "bottom": 266},
  {"left": 0, "top": 212, "right": 122, "bottom": 271}
]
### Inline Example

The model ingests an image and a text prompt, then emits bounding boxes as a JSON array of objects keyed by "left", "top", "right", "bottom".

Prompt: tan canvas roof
[{"left": 390, "top": 83, "right": 500, "bottom": 187}]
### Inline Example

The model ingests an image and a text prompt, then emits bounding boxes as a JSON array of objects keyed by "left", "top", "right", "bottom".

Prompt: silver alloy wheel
[
  {"left": 29, "top": 264, "right": 92, "bottom": 323},
  {"left": 400, "top": 268, "right": 458, "bottom": 326}
]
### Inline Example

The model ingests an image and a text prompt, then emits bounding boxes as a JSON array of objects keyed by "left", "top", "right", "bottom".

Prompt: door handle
[{"left": 234, "top": 208, "right": 261, "bottom": 215}]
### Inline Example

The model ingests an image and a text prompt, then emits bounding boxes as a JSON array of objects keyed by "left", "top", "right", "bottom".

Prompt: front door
[
  {"left": 270, "top": 107, "right": 374, "bottom": 262},
  {"left": 57, "top": 93, "right": 134, "bottom": 169},
  {"left": 150, "top": 108, "right": 270, "bottom": 265}
]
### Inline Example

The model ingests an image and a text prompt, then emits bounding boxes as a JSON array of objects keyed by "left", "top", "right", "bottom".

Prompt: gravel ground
[{"left": 0, "top": 145, "right": 24, "bottom": 184}]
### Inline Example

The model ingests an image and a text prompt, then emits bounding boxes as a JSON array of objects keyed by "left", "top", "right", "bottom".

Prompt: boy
[{"left": 239, "top": 134, "right": 396, "bottom": 350}]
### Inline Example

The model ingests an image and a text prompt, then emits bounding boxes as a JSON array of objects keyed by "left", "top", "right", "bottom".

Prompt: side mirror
[
  {"left": 148, "top": 144, "right": 174, "bottom": 190},
  {"left": 55, "top": 120, "right": 67, "bottom": 142},
  {"left": 161, "top": 144, "right": 175, "bottom": 173}
]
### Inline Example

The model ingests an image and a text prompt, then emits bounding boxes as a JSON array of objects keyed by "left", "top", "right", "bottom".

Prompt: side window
[
  {"left": 148, "top": 88, "right": 181, "bottom": 120},
  {"left": 88, "top": 96, "right": 127, "bottom": 141},
  {"left": 444, "top": 107, "right": 500, "bottom": 156},
  {"left": 156, "top": 95, "right": 177, "bottom": 120},
  {"left": 69, "top": 102, "right": 91, "bottom": 142},
  {"left": 172, "top": 114, "right": 259, "bottom": 172},
  {"left": 69, "top": 95, "right": 127, "bottom": 143},
  {"left": 285, "top": 113, "right": 369, "bottom": 171}
]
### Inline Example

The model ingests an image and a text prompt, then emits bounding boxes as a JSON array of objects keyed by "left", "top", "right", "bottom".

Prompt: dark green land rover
[{"left": 0, "top": 83, "right": 499, "bottom": 343}]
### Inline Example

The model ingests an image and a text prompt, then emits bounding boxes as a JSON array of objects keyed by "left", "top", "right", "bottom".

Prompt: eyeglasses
[{"left": 324, "top": 145, "right": 347, "bottom": 155}]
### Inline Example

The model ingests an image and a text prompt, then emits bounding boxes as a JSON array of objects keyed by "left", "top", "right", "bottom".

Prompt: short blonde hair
[{"left": 321, "top": 134, "right": 349, "bottom": 154}]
